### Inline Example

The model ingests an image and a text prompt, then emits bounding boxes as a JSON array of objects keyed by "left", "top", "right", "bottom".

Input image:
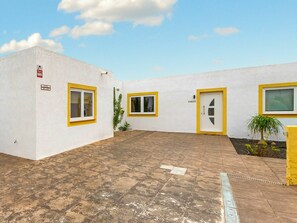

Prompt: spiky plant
[
  {"left": 118, "top": 121, "right": 130, "bottom": 131},
  {"left": 113, "top": 87, "right": 124, "bottom": 130},
  {"left": 247, "top": 115, "right": 283, "bottom": 142}
]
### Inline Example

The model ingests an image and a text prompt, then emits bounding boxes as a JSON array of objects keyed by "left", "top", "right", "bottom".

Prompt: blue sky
[{"left": 1, "top": 0, "right": 297, "bottom": 80}]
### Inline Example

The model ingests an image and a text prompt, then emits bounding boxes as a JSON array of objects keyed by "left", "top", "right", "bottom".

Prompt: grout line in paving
[
  {"left": 228, "top": 173, "right": 286, "bottom": 186},
  {"left": 261, "top": 158, "right": 286, "bottom": 185}
]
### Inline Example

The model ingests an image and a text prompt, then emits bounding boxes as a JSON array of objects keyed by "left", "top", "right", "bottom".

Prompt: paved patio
[{"left": 0, "top": 131, "right": 296, "bottom": 222}]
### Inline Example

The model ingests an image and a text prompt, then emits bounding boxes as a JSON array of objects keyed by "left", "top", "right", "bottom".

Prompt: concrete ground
[{"left": 0, "top": 131, "right": 296, "bottom": 223}]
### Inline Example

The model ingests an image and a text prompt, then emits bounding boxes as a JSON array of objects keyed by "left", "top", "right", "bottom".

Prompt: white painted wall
[
  {"left": 35, "top": 47, "right": 115, "bottom": 159},
  {"left": 123, "top": 63, "right": 297, "bottom": 141},
  {"left": 1, "top": 47, "right": 296, "bottom": 160},
  {"left": 0, "top": 47, "right": 115, "bottom": 160},
  {"left": 0, "top": 49, "right": 37, "bottom": 159}
]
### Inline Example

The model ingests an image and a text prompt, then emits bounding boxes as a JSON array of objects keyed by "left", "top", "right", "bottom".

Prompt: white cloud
[
  {"left": 70, "top": 21, "right": 113, "bottom": 38},
  {"left": 188, "top": 34, "right": 209, "bottom": 42},
  {"left": 133, "top": 16, "right": 164, "bottom": 27},
  {"left": 50, "top": 22, "right": 113, "bottom": 38},
  {"left": 0, "top": 33, "right": 63, "bottom": 54},
  {"left": 54, "top": 0, "right": 177, "bottom": 37},
  {"left": 50, "top": 25, "right": 70, "bottom": 37},
  {"left": 214, "top": 27, "right": 239, "bottom": 36}
]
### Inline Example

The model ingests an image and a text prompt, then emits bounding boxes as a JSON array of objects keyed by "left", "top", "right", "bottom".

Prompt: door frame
[{"left": 196, "top": 87, "right": 227, "bottom": 135}]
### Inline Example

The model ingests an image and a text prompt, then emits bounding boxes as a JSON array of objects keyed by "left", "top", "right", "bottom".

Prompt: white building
[
  {"left": 122, "top": 64, "right": 297, "bottom": 141},
  {"left": 0, "top": 47, "right": 115, "bottom": 160},
  {"left": 0, "top": 47, "right": 296, "bottom": 160}
]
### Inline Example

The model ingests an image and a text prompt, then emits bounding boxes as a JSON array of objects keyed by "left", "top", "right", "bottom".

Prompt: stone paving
[
  {"left": 229, "top": 156, "right": 297, "bottom": 223},
  {"left": 0, "top": 130, "right": 296, "bottom": 222}
]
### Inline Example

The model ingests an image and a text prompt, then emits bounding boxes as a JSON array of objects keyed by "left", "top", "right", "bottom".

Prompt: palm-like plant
[{"left": 248, "top": 115, "right": 283, "bottom": 142}]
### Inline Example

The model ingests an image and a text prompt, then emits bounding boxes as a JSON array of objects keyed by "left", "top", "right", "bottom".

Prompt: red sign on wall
[{"left": 37, "top": 65, "right": 43, "bottom": 78}]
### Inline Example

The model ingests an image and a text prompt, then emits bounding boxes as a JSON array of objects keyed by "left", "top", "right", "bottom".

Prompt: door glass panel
[
  {"left": 84, "top": 92, "right": 93, "bottom": 117},
  {"left": 144, "top": 96, "right": 154, "bottom": 112},
  {"left": 265, "top": 89, "right": 294, "bottom": 111},
  {"left": 209, "top": 117, "right": 215, "bottom": 125},
  {"left": 131, "top": 97, "right": 141, "bottom": 112},
  {"left": 71, "top": 91, "right": 81, "bottom": 118},
  {"left": 209, "top": 99, "right": 215, "bottom": 106},
  {"left": 208, "top": 108, "right": 215, "bottom": 116}
]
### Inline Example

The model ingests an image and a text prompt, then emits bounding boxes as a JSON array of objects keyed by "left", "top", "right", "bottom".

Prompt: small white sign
[{"left": 41, "top": 84, "right": 51, "bottom": 91}]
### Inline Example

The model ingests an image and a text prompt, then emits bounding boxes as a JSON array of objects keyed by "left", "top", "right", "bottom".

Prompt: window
[
  {"left": 259, "top": 82, "right": 297, "bottom": 117},
  {"left": 131, "top": 97, "right": 141, "bottom": 112},
  {"left": 68, "top": 83, "right": 97, "bottom": 126},
  {"left": 127, "top": 92, "right": 158, "bottom": 117}
]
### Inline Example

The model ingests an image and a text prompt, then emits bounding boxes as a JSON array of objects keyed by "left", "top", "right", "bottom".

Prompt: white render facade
[
  {"left": 0, "top": 47, "right": 296, "bottom": 160},
  {"left": 0, "top": 47, "right": 115, "bottom": 160},
  {"left": 122, "top": 63, "right": 297, "bottom": 141}
]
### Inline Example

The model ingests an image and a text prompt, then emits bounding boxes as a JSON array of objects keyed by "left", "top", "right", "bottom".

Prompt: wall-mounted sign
[
  {"left": 41, "top": 84, "right": 51, "bottom": 91},
  {"left": 37, "top": 65, "right": 43, "bottom": 78}
]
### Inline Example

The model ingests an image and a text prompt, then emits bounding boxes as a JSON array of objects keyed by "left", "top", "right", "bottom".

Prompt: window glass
[
  {"left": 144, "top": 96, "right": 154, "bottom": 112},
  {"left": 131, "top": 97, "right": 141, "bottom": 112},
  {"left": 265, "top": 89, "right": 294, "bottom": 111},
  {"left": 84, "top": 92, "right": 93, "bottom": 117},
  {"left": 71, "top": 91, "right": 81, "bottom": 118}
]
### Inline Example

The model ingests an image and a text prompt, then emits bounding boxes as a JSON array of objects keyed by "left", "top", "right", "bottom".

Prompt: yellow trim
[
  {"left": 259, "top": 82, "right": 297, "bottom": 118},
  {"left": 127, "top": 91, "right": 158, "bottom": 117},
  {"left": 196, "top": 87, "right": 227, "bottom": 135},
  {"left": 68, "top": 83, "right": 97, "bottom": 127},
  {"left": 286, "top": 126, "right": 297, "bottom": 185}
]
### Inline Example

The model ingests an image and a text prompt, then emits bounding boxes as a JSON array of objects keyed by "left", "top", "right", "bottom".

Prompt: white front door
[{"left": 200, "top": 92, "right": 223, "bottom": 132}]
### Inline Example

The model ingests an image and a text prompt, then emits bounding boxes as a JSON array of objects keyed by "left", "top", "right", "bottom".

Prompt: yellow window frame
[
  {"left": 127, "top": 91, "right": 158, "bottom": 117},
  {"left": 196, "top": 87, "right": 227, "bottom": 135},
  {"left": 259, "top": 82, "right": 297, "bottom": 118},
  {"left": 68, "top": 83, "right": 97, "bottom": 127}
]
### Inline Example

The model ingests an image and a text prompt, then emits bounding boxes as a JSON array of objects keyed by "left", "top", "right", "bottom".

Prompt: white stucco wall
[
  {"left": 122, "top": 63, "right": 297, "bottom": 141},
  {"left": 0, "top": 49, "right": 37, "bottom": 159},
  {"left": 1, "top": 47, "right": 296, "bottom": 160},
  {"left": 0, "top": 47, "right": 115, "bottom": 160},
  {"left": 35, "top": 47, "right": 115, "bottom": 159}
]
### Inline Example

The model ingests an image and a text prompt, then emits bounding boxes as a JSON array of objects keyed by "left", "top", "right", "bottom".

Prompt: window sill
[
  {"left": 68, "top": 118, "right": 96, "bottom": 127},
  {"left": 260, "top": 113, "right": 297, "bottom": 118},
  {"left": 128, "top": 113, "right": 158, "bottom": 117}
]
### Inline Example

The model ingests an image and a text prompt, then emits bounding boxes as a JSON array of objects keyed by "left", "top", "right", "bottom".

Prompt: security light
[{"left": 101, "top": 71, "right": 109, "bottom": 75}]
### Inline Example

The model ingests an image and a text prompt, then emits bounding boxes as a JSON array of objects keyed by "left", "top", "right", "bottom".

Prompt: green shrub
[
  {"left": 245, "top": 144, "right": 258, "bottom": 155},
  {"left": 246, "top": 115, "right": 283, "bottom": 157},
  {"left": 247, "top": 115, "right": 283, "bottom": 141},
  {"left": 113, "top": 88, "right": 124, "bottom": 130},
  {"left": 245, "top": 141, "right": 280, "bottom": 157},
  {"left": 118, "top": 121, "right": 130, "bottom": 131}
]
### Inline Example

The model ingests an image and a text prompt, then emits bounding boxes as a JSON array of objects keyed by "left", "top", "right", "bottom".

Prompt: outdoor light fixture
[{"left": 101, "top": 71, "right": 109, "bottom": 75}]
